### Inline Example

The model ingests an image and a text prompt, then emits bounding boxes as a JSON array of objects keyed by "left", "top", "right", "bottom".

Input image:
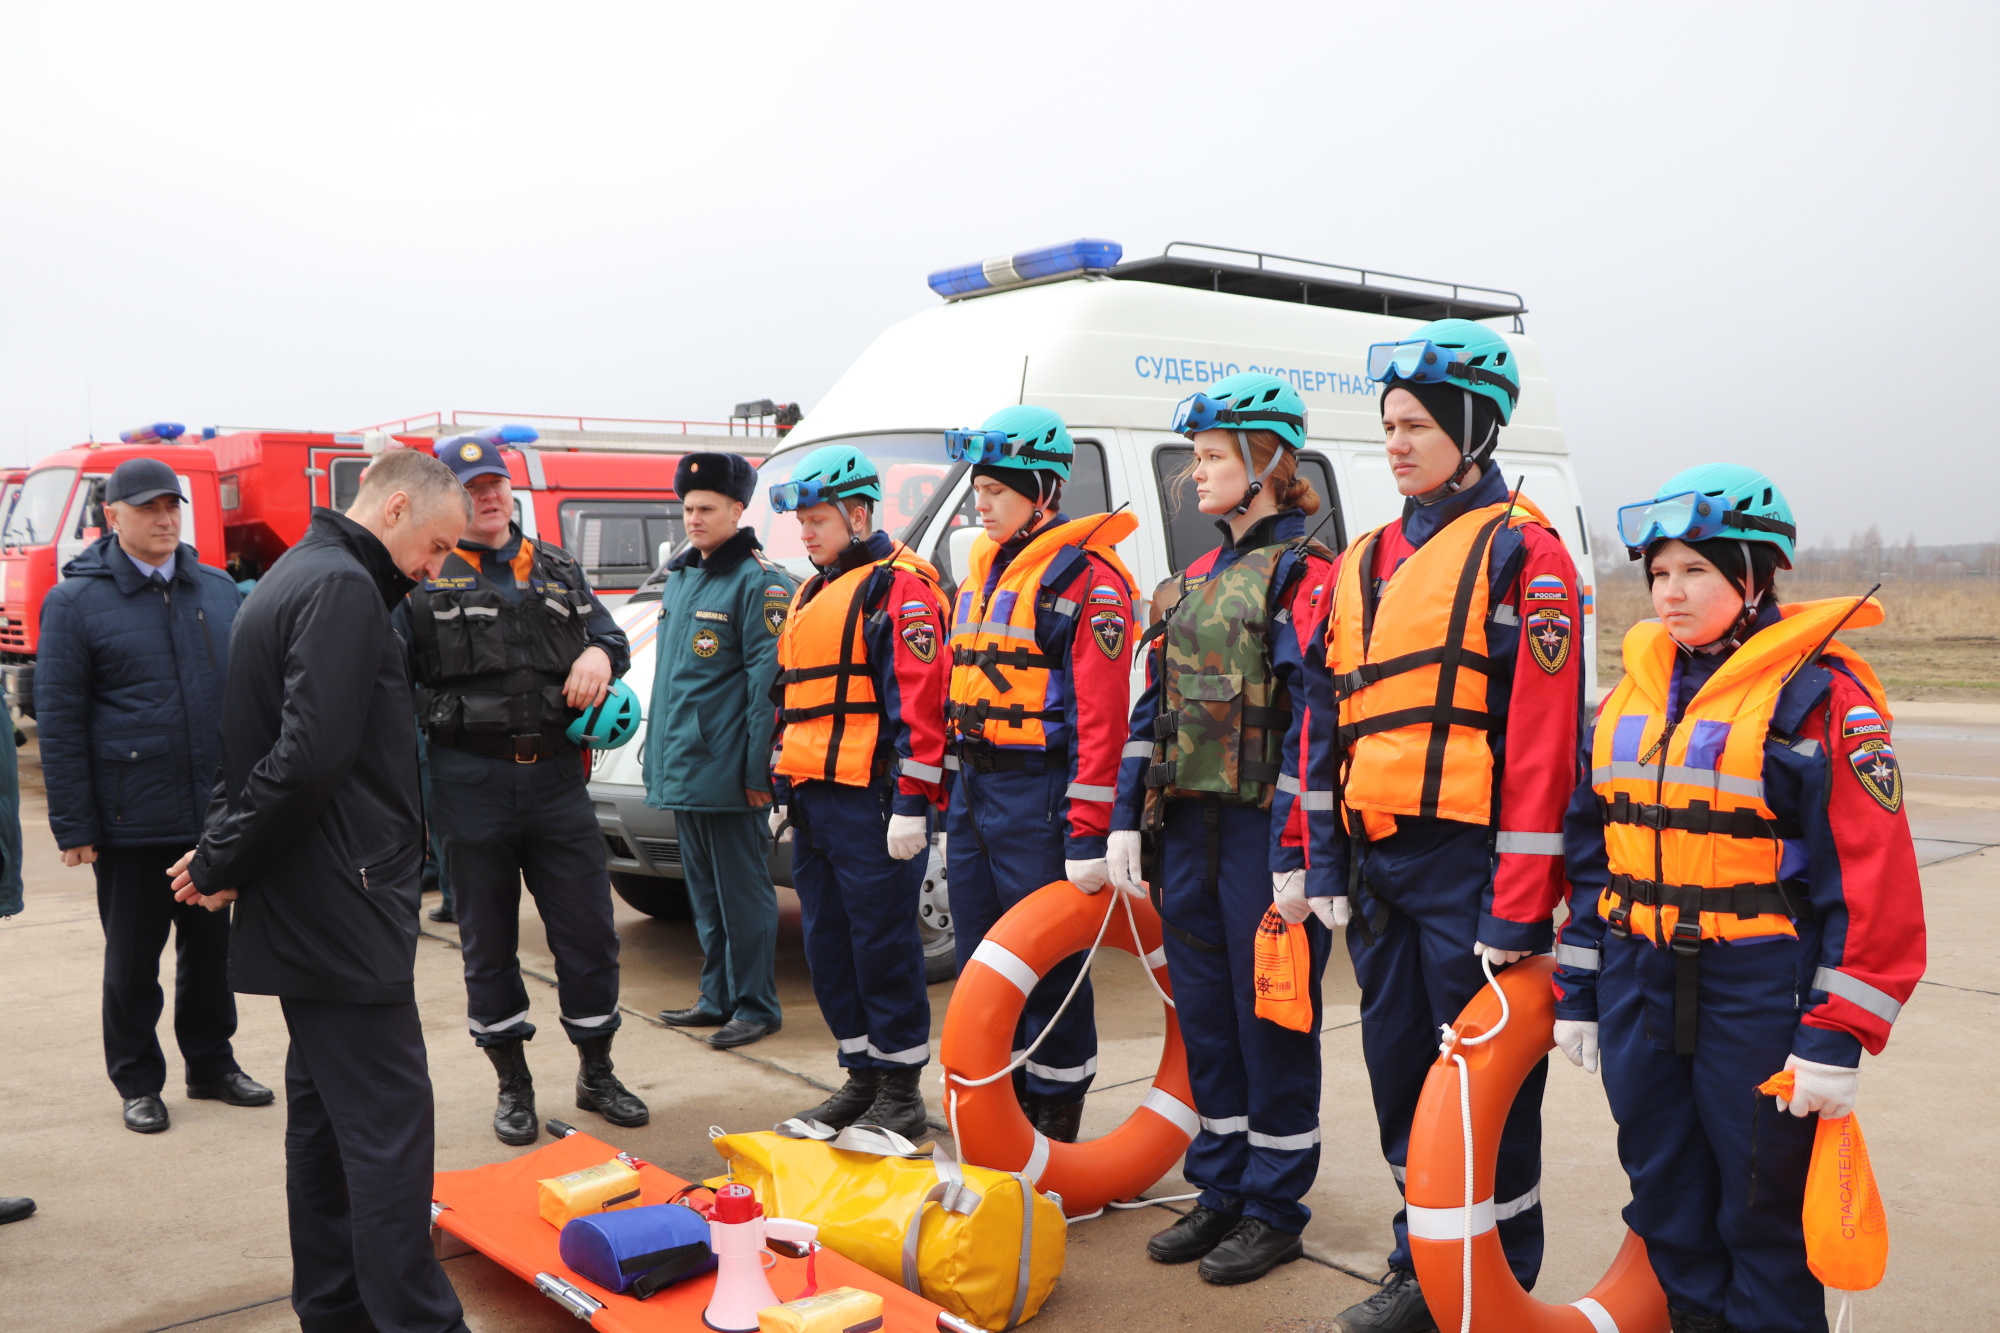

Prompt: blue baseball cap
[
  {"left": 105, "top": 457, "right": 185, "bottom": 506},
  {"left": 437, "top": 434, "right": 511, "bottom": 484}
]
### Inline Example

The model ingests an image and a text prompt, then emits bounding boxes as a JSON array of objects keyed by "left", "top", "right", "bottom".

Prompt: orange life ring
[
  {"left": 939, "top": 880, "right": 1195, "bottom": 1219},
  {"left": 1406, "top": 955, "right": 1668, "bottom": 1333}
]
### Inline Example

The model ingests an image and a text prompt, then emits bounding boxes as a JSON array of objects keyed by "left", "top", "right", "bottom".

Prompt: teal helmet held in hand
[
  {"left": 769, "top": 443, "right": 883, "bottom": 513},
  {"left": 567, "top": 678, "right": 643, "bottom": 750},
  {"left": 943, "top": 405, "right": 1074, "bottom": 480},
  {"left": 1367, "top": 317, "right": 1522, "bottom": 425},
  {"left": 1618, "top": 463, "right": 1797, "bottom": 567}
]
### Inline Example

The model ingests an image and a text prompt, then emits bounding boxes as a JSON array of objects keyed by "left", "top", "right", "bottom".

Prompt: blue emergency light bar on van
[
  {"left": 927, "top": 238, "right": 1123, "bottom": 298},
  {"left": 118, "top": 422, "right": 186, "bottom": 444},
  {"left": 469, "top": 424, "right": 541, "bottom": 446}
]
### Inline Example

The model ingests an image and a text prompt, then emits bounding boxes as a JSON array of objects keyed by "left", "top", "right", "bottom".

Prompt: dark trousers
[
  {"left": 677, "top": 809, "right": 782, "bottom": 1027},
  {"left": 430, "top": 743, "right": 622, "bottom": 1047},
  {"left": 1347, "top": 841, "right": 1547, "bottom": 1286},
  {"left": 282, "top": 996, "right": 469, "bottom": 1333},
  {"left": 94, "top": 843, "right": 238, "bottom": 1097},
  {"left": 789, "top": 780, "right": 929, "bottom": 1070},
  {"left": 1599, "top": 931, "right": 1823, "bottom": 1333},
  {"left": 1159, "top": 800, "right": 1329, "bottom": 1233},
  {"left": 948, "top": 764, "right": 1096, "bottom": 1102}
]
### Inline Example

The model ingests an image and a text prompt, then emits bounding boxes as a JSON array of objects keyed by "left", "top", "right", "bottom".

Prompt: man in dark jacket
[
  {"left": 37, "top": 457, "right": 269, "bottom": 1133},
  {"left": 172, "top": 447, "right": 473, "bottom": 1333}
]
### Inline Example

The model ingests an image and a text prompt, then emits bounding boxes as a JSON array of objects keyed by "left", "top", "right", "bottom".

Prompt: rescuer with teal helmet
[
  {"left": 942, "top": 403, "right": 1139, "bottom": 1143},
  {"left": 767, "top": 438, "right": 953, "bottom": 1140},
  {"left": 1365, "top": 317, "right": 1523, "bottom": 505},
  {"left": 1169, "top": 372, "right": 1308, "bottom": 515},
  {"left": 1616, "top": 463, "right": 1798, "bottom": 651}
]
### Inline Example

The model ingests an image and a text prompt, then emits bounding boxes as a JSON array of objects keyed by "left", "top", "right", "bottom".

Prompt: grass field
[{"left": 1593, "top": 576, "right": 2000, "bottom": 700}]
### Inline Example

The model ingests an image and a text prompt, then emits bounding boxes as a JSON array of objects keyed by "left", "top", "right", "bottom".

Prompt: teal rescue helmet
[
  {"left": 1171, "top": 371, "right": 1307, "bottom": 515},
  {"left": 945, "top": 405, "right": 1075, "bottom": 533},
  {"left": 567, "top": 678, "right": 643, "bottom": 750},
  {"left": 769, "top": 443, "right": 883, "bottom": 512},
  {"left": 1620, "top": 463, "right": 1797, "bottom": 650},
  {"left": 1368, "top": 318, "right": 1523, "bottom": 504}
]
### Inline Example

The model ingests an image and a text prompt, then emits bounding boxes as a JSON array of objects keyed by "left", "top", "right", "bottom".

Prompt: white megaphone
[{"left": 702, "top": 1183, "right": 819, "bottom": 1332}]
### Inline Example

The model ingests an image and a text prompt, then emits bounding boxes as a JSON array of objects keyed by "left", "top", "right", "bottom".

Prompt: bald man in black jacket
[{"left": 173, "top": 449, "right": 471, "bottom": 1333}]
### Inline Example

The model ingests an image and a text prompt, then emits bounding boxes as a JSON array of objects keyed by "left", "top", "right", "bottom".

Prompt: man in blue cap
[
  {"left": 646, "top": 452, "right": 795, "bottom": 1049},
  {"left": 394, "top": 434, "right": 648, "bottom": 1146}
]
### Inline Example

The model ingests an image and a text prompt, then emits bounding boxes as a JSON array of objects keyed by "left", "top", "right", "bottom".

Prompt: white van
[{"left": 589, "top": 241, "right": 1597, "bottom": 951}]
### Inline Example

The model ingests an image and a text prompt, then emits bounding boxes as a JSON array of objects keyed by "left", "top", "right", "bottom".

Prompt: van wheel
[
  {"left": 611, "top": 872, "right": 691, "bottom": 920},
  {"left": 919, "top": 846, "right": 957, "bottom": 984}
]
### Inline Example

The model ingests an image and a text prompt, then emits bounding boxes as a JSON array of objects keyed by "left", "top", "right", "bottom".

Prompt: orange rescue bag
[
  {"left": 1252, "top": 907, "right": 1314, "bottom": 1032},
  {"left": 1757, "top": 1070, "right": 1889, "bottom": 1292}
]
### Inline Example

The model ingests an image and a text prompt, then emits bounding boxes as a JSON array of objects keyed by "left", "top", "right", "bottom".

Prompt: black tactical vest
[{"left": 407, "top": 536, "right": 594, "bottom": 748}]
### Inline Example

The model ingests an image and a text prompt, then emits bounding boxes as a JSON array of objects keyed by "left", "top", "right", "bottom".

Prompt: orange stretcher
[{"left": 431, "top": 1125, "right": 963, "bottom": 1332}]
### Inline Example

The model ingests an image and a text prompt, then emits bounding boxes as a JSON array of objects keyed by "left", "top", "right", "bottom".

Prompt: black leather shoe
[
  {"left": 187, "top": 1071, "right": 275, "bottom": 1107},
  {"left": 575, "top": 1035, "right": 650, "bottom": 1128},
  {"left": 122, "top": 1095, "right": 169, "bottom": 1134},
  {"left": 1197, "top": 1216, "right": 1303, "bottom": 1285},
  {"left": 659, "top": 1004, "right": 727, "bottom": 1027},
  {"left": 1034, "top": 1097, "right": 1085, "bottom": 1144},
  {"left": 484, "top": 1040, "right": 538, "bottom": 1146},
  {"left": 0, "top": 1197, "right": 34, "bottom": 1225},
  {"left": 427, "top": 901, "right": 455, "bottom": 923},
  {"left": 1145, "top": 1204, "right": 1240, "bottom": 1264},
  {"left": 708, "top": 1018, "right": 778, "bottom": 1049},
  {"left": 1668, "top": 1310, "right": 1737, "bottom": 1333},
  {"left": 851, "top": 1068, "right": 930, "bottom": 1141},
  {"left": 792, "top": 1070, "right": 882, "bottom": 1131},
  {"left": 1331, "top": 1267, "right": 1437, "bottom": 1332}
]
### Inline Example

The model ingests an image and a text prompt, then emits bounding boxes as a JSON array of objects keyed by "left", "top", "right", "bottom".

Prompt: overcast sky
[{"left": 4, "top": 2, "right": 1995, "bottom": 546}]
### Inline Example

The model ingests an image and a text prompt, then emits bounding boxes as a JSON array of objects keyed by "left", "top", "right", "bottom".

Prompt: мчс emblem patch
[
  {"left": 900, "top": 620, "right": 937, "bottom": 663},
  {"left": 1526, "top": 608, "right": 1572, "bottom": 674},
  {"left": 691, "top": 626, "right": 720, "bottom": 658},
  {"left": 1842, "top": 705, "right": 1889, "bottom": 739},
  {"left": 1848, "top": 737, "right": 1903, "bottom": 812},
  {"left": 1091, "top": 608, "right": 1126, "bottom": 660}
]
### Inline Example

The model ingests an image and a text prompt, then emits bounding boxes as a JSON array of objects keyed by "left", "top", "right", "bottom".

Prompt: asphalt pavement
[{"left": 1, "top": 704, "right": 1993, "bottom": 1332}]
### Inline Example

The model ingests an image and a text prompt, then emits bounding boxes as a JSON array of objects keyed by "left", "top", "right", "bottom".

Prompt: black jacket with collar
[{"left": 191, "top": 509, "right": 426, "bottom": 1003}]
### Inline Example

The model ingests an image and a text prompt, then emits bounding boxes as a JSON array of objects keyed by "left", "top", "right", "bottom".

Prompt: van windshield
[
  {"left": 4, "top": 468, "right": 77, "bottom": 547},
  {"left": 742, "top": 434, "right": 954, "bottom": 564}
]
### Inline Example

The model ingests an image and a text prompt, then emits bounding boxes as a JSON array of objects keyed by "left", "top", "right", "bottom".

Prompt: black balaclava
[
  {"left": 1382, "top": 378, "right": 1504, "bottom": 504},
  {"left": 971, "top": 464, "right": 1060, "bottom": 538}
]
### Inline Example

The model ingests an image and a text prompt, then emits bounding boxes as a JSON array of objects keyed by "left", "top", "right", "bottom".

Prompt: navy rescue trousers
[
  {"left": 1347, "top": 823, "right": 1547, "bottom": 1286},
  {"left": 1599, "top": 930, "right": 1824, "bottom": 1333},
  {"left": 1157, "top": 799, "right": 1329, "bottom": 1234},
  {"left": 789, "top": 779, "right": 930, "bottom": 1071},
  {"left": 428, "top": 743, "right": 622, "bottom": 1047},
  {"left": 948, "top": 762, "right": 1096, "bottom": 1103}
]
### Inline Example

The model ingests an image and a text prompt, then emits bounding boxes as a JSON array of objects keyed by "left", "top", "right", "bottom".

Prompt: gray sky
[{"left": 4, "top": 1, "right": 1995, "bottom": 544}]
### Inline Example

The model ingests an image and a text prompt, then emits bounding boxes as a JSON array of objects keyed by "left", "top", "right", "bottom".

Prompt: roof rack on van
[{"left": 1111, "top": 242, "right": 1526, "bottom": 326}]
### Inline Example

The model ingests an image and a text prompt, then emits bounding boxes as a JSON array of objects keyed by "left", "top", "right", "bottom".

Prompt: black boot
[
  {"left": 1035, "top": 1097, "right": 1085, "bottom": 1144},
  {"left": 1197, "top": 1216, "right": 1303, "bottom": 1285},
  {"left": 575, "top": 1034, "right": 650, "bottom": 1128},
  {"left": 851, "top": 1068, "right": 930, "bottom": 1141},
  {"left": 1145, "top": 1203, "right": 1240, "bottom": 1264},
  {"left": 484, "top": 1040, "right": 538, "bottom": 1147},
  {"left": 792, "top": 1069, "right": 883, "bottom": 1131},
  {"left": 1668, "top": 1310, "right": 1737, "bottom": 1333},
  {"left": 1331, "top": 1267, "right": 1437, "bottom": 1333}
]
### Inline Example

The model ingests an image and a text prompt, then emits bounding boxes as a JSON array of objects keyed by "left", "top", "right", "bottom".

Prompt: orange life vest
[
  {"left": 1329, "top": 497, "right": 1553, "bottom": 833},
  {"left": 947, "top": 512, "right": 1139, "bottom": 747},
  {"left": 1592, "top": 597, "right": 1889, "bottom": 949},
  {"left": 773, "top": 543, "right": 942, "bottom": 787}
]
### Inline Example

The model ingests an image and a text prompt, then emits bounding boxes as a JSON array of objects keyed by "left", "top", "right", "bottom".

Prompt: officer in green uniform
[{"left": 647, "top": 452, "right": 798, "bottom": 1049}]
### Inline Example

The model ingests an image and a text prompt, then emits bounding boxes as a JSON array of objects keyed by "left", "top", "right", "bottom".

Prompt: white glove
[
  {"left": 1272, "top": 870, "right": 1312, "bottom": 924},
  {"left": 1553, "top": 1019, "right": 1600, "bottom": 1075},
  {"left": 1778, "top": 1054, "right": 1858, "bottom": 1119},
  {"left": 769, "top": 806, "right": 791, "bottom": 841},
  {"left": 1066, "top": 858, "right": 1110, "bottom": 894},
  {"left": 886, "top": 814, "right": 928, "bottom": 861},
  {"left": 1309, "top": 896, "right": 1351, "bottom": 930},
  {"left": 1472, "top": 942, "right": 1530, "bottom": 965},
  {"left": 1107, "top": 830, "right": 1145, "bottom": 898}
]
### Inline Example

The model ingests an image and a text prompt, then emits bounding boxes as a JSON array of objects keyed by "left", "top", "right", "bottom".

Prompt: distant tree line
[{"left": 1590, "top": 529, "right": 2000, "bottom": 583}]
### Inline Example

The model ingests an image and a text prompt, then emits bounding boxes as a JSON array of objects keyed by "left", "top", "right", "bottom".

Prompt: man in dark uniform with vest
[{"left": 397, "top": 433, "right": 649, "bottom": 1145}]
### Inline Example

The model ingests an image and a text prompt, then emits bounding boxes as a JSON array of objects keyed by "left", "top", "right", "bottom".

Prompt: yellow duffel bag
[{"left": 708, "top": 1123, "right": 1066, "bottom": 1330}]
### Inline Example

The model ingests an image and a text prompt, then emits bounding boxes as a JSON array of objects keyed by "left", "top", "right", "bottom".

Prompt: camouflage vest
[{"left": 1141, "top": 545, "right": 1294, "bottom": 826}]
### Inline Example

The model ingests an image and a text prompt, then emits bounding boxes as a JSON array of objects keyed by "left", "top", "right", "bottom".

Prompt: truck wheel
[
  {"left": 611, "top": 872, "right": 691, "bottom": 921},
  {"left": 919, "top": 846, "right": 957, "bottom": 984}
]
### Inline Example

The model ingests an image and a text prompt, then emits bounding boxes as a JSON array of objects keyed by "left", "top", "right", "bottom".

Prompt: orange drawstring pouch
[
  {"left": 1253, "top": 907, "right": 1314, "bottom": 1032},
  {"left": 1757, "top": 1070, "right": 1889, "bottom": 1296}
]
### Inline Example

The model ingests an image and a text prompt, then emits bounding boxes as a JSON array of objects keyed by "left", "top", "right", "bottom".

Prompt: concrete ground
[{"left": 1, "top": 703, "right": 1993, "bottom": 1332}]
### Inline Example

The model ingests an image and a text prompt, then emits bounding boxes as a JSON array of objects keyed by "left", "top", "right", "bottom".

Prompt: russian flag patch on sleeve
[
  {"left": 1526, "top": 574, "right": 1569, "bottom": 601},
  {"left": 1842, "top": 705, "right": 1888, "bottom": 739}
]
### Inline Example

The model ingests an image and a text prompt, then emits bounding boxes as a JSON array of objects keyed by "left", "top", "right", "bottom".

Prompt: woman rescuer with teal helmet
[
  {"left": 938, "top": 405, "right": 1141, "bottom": 1145},
  {"left": 1106, "top": 372, "right": 1339, "bottom": 1285},
  {"left": 1550, "top": 465, "right": 1926, "bottom": 1333}
]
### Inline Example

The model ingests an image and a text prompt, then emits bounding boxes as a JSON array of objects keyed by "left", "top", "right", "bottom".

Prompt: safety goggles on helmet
[
  {"left": 1170, "top": 391, "right": 1304, "bottom": 441},
  {"left": 1615, "top": 491, "right": 1799, "bottom": 552},
  {"left": 1366, "top": 339, "right": 1520, "bottom": 406},
  {"left": 768, "top": 474, "right": 873, "bottom": 514},
  {"left": 942, "top": 427, "right": 1069, "bottom": 468}
]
